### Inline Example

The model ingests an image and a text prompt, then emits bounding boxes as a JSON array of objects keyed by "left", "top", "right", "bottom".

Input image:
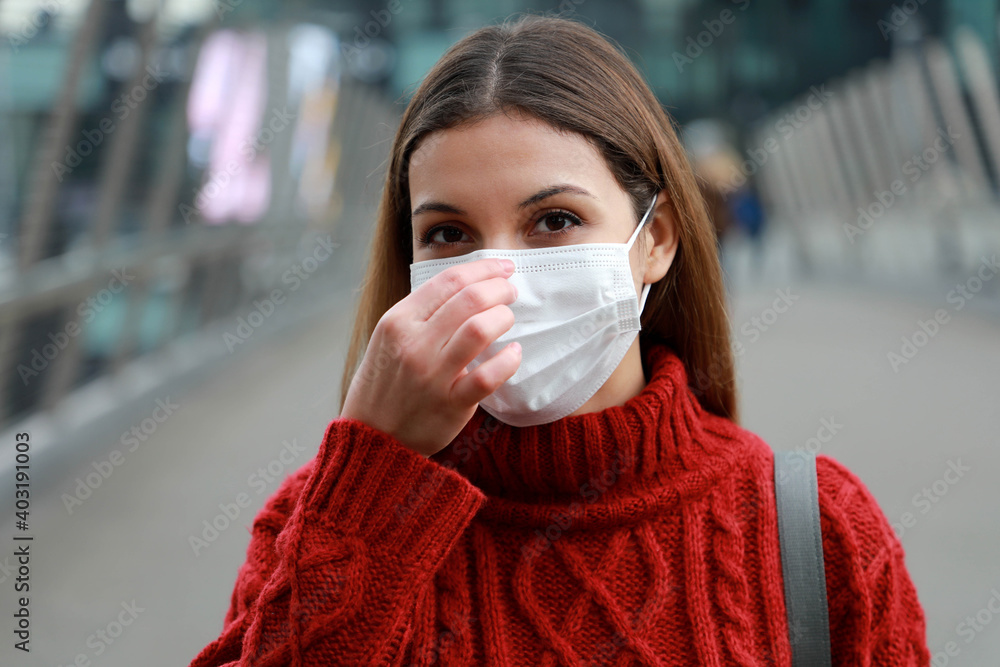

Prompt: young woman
[{"left": 190, "top": 14, "right": 929, "bottom": 666}]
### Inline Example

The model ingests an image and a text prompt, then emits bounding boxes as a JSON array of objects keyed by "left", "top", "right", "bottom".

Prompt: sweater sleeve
[
  {"left": 815, "top": 455, "right": 931, "bottom": 667},
  {"left": 188, "top": 417, "right": 487, "bottom": 667}
]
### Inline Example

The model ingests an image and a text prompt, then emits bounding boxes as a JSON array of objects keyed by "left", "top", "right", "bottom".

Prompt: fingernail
[{"left": 500, "top": 259, "right": 515, "bottom": 273}]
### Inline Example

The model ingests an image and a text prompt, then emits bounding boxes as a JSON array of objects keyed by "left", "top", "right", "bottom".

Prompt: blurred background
[{"left": 0, "top": 0, "right": 997, "bottom": 664}]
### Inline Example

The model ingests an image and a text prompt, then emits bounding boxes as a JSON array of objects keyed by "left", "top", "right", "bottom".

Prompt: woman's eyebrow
[
  {"left": 516, "top": 184, "right": 596, "bottom": 209},
  {"left": 410, "top": 184, "right": 596, "bottom": 220},
  {"left": 411, "top": 201, "right": 465, "bottom": 219}
]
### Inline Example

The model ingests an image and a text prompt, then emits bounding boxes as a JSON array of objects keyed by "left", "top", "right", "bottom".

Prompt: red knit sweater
[{"left": 188, "top": 343, "right": 930, "bottom": 666}]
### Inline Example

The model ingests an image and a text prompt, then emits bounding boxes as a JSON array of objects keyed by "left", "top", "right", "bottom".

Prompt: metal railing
[
  {"left": 749, "top": 27, "right": 1000, "bottom": 280},
  {"left": 0, "top": 2, "right": 398, "bottom": 431}
]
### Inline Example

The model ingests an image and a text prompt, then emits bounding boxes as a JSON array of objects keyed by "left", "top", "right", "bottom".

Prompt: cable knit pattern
[
  {"left": 188, "top": 342, "right": 930, "bottom": 666},
  {"left": 708, "top": 478, "right": 756, "bottom": 665}
]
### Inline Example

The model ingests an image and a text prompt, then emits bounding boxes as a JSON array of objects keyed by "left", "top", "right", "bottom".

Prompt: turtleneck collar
[{"left": 430, "top": 342, "right": 730, "bottom": 518}]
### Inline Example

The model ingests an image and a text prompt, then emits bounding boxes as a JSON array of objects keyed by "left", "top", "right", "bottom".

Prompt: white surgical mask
[{"left": 409, "top": 196, "right": 657, "bottom": 427}]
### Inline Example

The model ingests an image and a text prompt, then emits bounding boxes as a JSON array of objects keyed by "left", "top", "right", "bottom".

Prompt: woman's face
[{"left": 408, "top": 112, "right": 659, "bottom": 292}]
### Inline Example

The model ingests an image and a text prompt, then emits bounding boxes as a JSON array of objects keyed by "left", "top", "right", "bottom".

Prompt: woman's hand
[{"left": 340, "top": 258, "right": 521, "bottom": 457}]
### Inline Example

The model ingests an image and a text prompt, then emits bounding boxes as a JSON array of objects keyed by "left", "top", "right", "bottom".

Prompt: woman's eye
[
  {"left": 428, "top": 226, "right": 468, "bottom": 244},
  {"left": 534, "top": 211, "right": 582, "bottom": 234}
]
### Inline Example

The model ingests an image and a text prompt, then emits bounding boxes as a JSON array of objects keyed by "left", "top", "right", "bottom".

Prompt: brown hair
[{"left": 339, "top": 13, "right": 738, "bottom": 422}]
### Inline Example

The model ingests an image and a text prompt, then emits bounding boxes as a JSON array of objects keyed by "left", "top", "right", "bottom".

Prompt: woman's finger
[
  {"left": 450, "top": 341, "right": 521, "bottom": 406},
  {"left": 439, "top": 303, "right": 516, "bottom": 372},
  {"left": 405, "top": 258, "right": 515, "bottom": 322},
  {"left": 426, "top": 277, "right": 517, "bottom": 352}
]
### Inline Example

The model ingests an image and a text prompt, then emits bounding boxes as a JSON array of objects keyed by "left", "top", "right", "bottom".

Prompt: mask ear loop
[
  {"left": 625, "top": 195, "right": 658, "bottom": 250},
  {"left": 638, "top": 282, "right": 652, "bottom": 314},
  {"left": 628, "top": 195, "right": 658, "bottom": 316}
]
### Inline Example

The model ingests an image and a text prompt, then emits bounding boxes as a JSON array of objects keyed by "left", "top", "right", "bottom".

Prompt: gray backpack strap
[{"left": 774, "top": 450, "right": 832, "bottom": 666}]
